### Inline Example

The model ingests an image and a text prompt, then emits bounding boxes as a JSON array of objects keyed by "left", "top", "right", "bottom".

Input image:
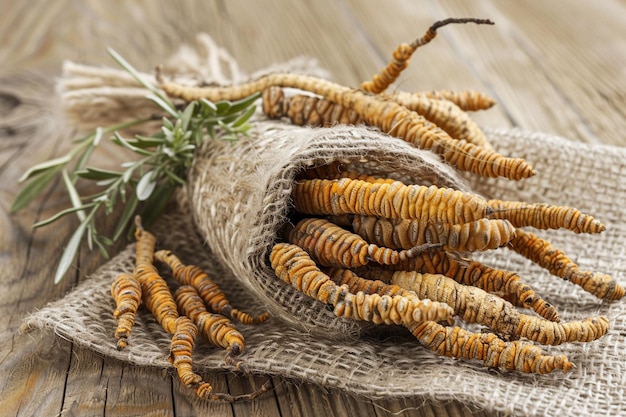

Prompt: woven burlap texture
[{"left": 21, "top": 35, "right": 626, "bottom": 417}]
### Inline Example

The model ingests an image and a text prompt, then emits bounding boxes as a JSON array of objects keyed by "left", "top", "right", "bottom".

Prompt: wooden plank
[
  {"left": 436, "top": 0, "right": 626, "bottom": 144},
  {"left": 0, "top": 333, "right": 70, "bottom": 417},
  {"left": 487, "top": 0, "right": 626, "bottom": 145}
]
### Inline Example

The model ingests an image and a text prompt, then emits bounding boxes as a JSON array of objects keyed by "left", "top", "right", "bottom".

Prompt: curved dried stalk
[
  {"left": 270, "top": 242, "right": 454, "bottom": 326},
  {"left": 159, "top": 72, "right": 534, "bottom": 179},
  {"left": 292, "top": 178, "right": 493, "bottom": 224},
  {"left": 360, "top": 18, "right": 494, "bottom": 94},
  {"left": 508, "top": 229, "right": 625, "bottom": 300}
]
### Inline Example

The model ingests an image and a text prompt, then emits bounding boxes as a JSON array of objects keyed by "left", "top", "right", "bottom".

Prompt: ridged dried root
[
  {"left": 270, "top": 243, "right": 454, "bottom": 325},
  {"left": 488, "top": 200, "right": 606, "bottom": 233},
  {"left": 390, "top": 270, "right": 609, "bottom": 345},
  {"left": 286, "top": 217, "right": 438, "bottom": 268},
  {"left": 408, "top": 321, "right": 573, "bottom": 374},
  {"left": 292, "top": 178, "right": 493, "bottom": 224},
  {"left": 350, "top": 215, "right": 515, "bottom": 252},
  {"left": 175, "top": 285, "right": 245, "bottom": 358},
  {"left": 263, "top": 87, "right": 493, "bottom": 150},
  {"left": 395, "top": 89, "right": 496, "bottom": 111},
  {"left": 509, "top": 229, "right": 625, "bottom": 300},
  {"left": 366, "top": 250, "right": 559, "bottom": 321},
  {"left": 111, "top": 273, "right": 142, "bottom": 350},
  {"left": 155, "top": 249, "right": 269, "bottom": 324}
]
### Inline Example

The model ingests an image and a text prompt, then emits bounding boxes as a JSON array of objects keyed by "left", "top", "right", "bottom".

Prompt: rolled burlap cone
[{"left": 185, "top": 121, "right": 468, "bottom": 338}]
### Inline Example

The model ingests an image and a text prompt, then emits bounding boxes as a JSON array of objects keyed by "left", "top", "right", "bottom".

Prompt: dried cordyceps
[
  {"left": 110, "top": 218, "right": 271, "bottom": 401},
  {"left": 131, "top": 219, "right": 209, "bottom": 394},
  {"left": 155, "top": 249, "right": 269, "bottom": 324},
  {"left": 292, "top": 178, "right": 493, "bottom": 224},
  {"left": 488, "top": 199, "right": 606, "bottom": 233},
  {"left": 364, "top": 250, "right": 559, "bottom": 321},
  {"left": 174, "top": 285, "right": 245, "bottom": 362},
  {"left": 393, "top": 89, "right": 496, "bottom": 112},
  {"left": 159, "top": 72, "right": 534, "bottom": 180},
  {"left": 508, "top": 228, "right": 625, "bottom": 300},
  {"left": 349, "top": 216, "right": 515, "bottom": 252},
  {"left": 408, "top": 321, "right": 573, "bottom": 374},
  {"left": 360, "top": 18, "right": 494, "bottom": 94},
  {"left": 270, "top": 242, "right": 455, "bottom": 326},
  {"left": 389, "top": 269, "right": 609, "bottom": 345},
  {"left": 262, "top": 87, "right": 493, "bottom": 150},
  {"left": 111, "top": 272, "right": 142, "bottom": 350},
  {"left": 286, "top": 217, "right": 437, "bottom": 268}
]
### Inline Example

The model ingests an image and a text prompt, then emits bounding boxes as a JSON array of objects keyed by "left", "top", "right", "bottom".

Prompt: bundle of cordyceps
[{"left": 110, "top": 18, "right": 624, "bottom": 400}]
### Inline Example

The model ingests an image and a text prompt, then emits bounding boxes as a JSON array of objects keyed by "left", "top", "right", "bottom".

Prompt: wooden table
[{"left": 1, "top": 1, "right": 624, "bottom": 416}]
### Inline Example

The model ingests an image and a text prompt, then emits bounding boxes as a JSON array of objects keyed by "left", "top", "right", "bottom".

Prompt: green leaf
[
  {"left": 54, "top": 210, "right": 95, "bottom": 284},
  {"left": 62, "top": 169, "right": 86, "bottom": 222},
  {"left": 138, "top": 183, "right": 176, "bottom": 230},
  {"left": 75, "top": 167, "right": 122, "bottom": 180},
  {"left": 32, "top": 203, "right": 97, "bottom": 228},
  {"left": 227, "top": 92, "right": 261, "bottom": 114},
  {"left": 113, "top": 193, "right": 138, "bottom": 241},
  {"left": 111, "top": 132, "right": 154, "bottom": 156},
  {"left": 231, "top": 104, "right": 257, "bottom": 128},
  {"left": 199, "top": 98, "right": 217, "bottom": 112},
  {"left": 128, "top": 135, "right": 166, "bottom": 148},
  {"left": 18, "top": 155, "right": 71, "bottom": 183},
  {"left": 11, "top": 168, "right": 59, "bottom": 213},
  {"left": 180, "top": 101, "right": 196, "bottom": 132},
  {"left": 136, "top": 170, "right": 157, "bottom": 201},
  {"left": 214, "top": 100, "right": 232, "bottom": 114},
  {"left": 146, "top": 94, "right": 179, "bottom": 119}
]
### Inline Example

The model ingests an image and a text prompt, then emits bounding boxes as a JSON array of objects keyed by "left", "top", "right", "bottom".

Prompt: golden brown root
[
  {"left": 169, "top": 316, "right": 203, "bottom": 387},
  {"left": 391, "top": 270, "right": 609, "bottom": 345},
  {"left": 262, "top": 87, "right": 361, "bottom": 127},
  {"left": 292, "top": 178, "right": 493, "bottom": 224},
  {"left": 381, "top": 94, "right": 493, "bottom": 149},
  {"left": 360, "top": 18, "right": 494, "bottom": 94},
  {"left": 175, "top": 285, "right": 245, "bottom": 357},
  {"left": 155, "top": 249, "right": 269, "bottom": 324},
  {"left": 263, "top": 87, "right": 493, "bottom": 150},
  {"left": 406, "top": 89, "right": 496, "bottom": 111},
  {"left": 133, "top": 219, "right": 179, "bottom": 334},
  {"left": 367, "top": 251, "right": 559, "bottom": 321},
  {"left": 509, "top": 229, "right": 625, "bottom": 300},
  {"left": 488, "top": 200, "right": 606, "bottom": 233},
  {"left": 408, "top": 321, "right": 573, "bottom": 374},
  {"left": 286, "top": 217, "right": 437, "bottom": 269},
  {"left": 111, "top": 273, "right": 142, "bottom": 350},
  {"left": 270, "top": 243, "right": 454, "bottom": 325},
  {"left": 351, "top": 216, "right": 515, "bottom": 252}
]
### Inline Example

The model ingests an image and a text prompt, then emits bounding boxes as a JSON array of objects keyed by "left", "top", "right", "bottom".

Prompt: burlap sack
[{"left": 21, "top": 35, "right": 626, "bottom": 416}]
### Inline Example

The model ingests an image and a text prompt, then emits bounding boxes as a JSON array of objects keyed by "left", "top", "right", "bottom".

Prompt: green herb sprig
[{"left": 11, "top": 49, "right": 259, "bottom": 283}]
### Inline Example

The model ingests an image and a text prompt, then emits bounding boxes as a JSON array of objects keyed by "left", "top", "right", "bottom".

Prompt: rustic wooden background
[{"left": 1, "top": 1, "right": 624, "bottom": 416}]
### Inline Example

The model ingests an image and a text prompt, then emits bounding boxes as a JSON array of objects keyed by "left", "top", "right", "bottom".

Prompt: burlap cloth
[{"left": 21, "top": 35, "right": 626, "bottom": 416}]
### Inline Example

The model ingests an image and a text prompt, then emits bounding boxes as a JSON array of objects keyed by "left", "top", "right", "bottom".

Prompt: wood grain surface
[{"left": 1, "top": 1, "right": 624, "bottom": 416}]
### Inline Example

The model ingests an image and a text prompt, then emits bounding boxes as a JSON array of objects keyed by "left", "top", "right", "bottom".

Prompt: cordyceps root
[{"left": 110, "top": 217, "right": 271, "bottom": 401}]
